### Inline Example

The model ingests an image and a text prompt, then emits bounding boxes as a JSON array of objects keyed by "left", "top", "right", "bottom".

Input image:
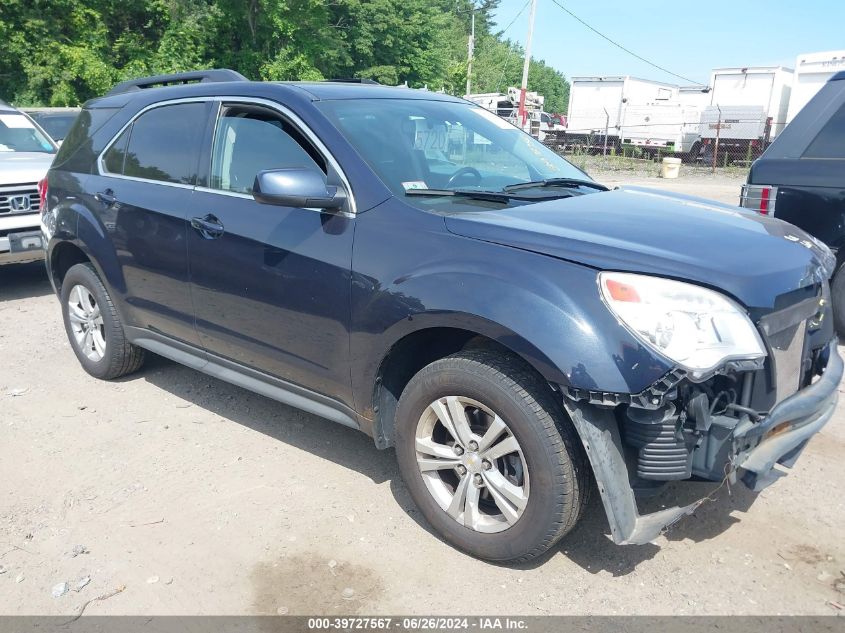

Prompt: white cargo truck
[
  {"left": 564, "top": 76, "right": 678, "bottom": 152},
  {"left": 692, "top": 66, "right": 793, "bottom": 163},
  {"left": 708, "top": 66, "right": 792, "bottom": 136},
  {"left": 787, "top": 50, "right": 845, "bottom": 123},
  {"left": 618, "top": 101, "right": 707, "bottom": 158}
]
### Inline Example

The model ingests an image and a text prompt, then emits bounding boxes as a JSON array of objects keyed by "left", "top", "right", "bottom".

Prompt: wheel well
[
  {"left": 51, "top": 242, "right": 90, "bottom": 292},
  {"left": 371, "top": 327, "right": 542, "bottom": 448}
]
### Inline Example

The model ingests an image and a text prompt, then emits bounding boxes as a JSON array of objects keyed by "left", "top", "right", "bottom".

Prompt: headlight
[{"left": 598, "top": 272, "right": 766, "bottom": 379}]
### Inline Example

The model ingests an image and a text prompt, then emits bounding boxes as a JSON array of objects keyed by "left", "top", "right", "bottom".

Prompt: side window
[
  {"left": 803, "top": 104, "right": 845, "bottom": 159},
  {"left": 120, "top": 102, "right": 206, "bottom": 184},
  {"left": 102, "top": 127, "right": 130, "bottom": 174},
  {"left": 210, "top": 104, "right": 326, "bottom": 194}
]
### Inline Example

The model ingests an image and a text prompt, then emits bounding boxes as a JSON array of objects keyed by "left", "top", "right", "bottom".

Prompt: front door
[{"left": 187, "top": 101, "right": 355, "bottom": 404}]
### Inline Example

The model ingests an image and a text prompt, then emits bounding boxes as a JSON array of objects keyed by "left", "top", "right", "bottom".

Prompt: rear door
[
  {"left": 89, "top": 101, "right": 211, "bottom": 345},
  {"left": 187, "top": 100, "right": 355, "bottom": 404}
]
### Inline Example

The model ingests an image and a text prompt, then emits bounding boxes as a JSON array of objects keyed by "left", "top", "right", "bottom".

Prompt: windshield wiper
[
  {"left": 503, "top": 178, "right": 609, "bottom": 193},
  {"left": 405, "top": 188, "right": 577, "bottom": 203},
  {"left": 405, "top": 188, "right": 520, "bottom": 203}
]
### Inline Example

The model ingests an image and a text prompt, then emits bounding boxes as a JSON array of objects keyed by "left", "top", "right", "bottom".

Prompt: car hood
[
  {"left": 0, "top": 152, "right": 55, "bottom": 184},
  {"left": 444, "top": 186, "right": 834, "bottom": 311}
]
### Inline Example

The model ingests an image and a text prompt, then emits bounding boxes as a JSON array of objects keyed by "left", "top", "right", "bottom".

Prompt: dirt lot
[{"left": 1, "top": 174, "right": 844, "bottom": 616}]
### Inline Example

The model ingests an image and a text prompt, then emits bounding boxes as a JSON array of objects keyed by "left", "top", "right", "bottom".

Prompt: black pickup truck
[{"left": 742, "top": 71, "right": 845, "bottom": 332}]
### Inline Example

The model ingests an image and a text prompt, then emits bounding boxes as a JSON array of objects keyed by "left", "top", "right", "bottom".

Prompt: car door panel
[
  {"left": 86, "top": 173, "right": 200, "bottom": 345},
  {"left": 91, "top": 101, "right": 210, "bottom": 346},
  {"left": 187, "top": 103, "right": 354, "bottom": 405}
]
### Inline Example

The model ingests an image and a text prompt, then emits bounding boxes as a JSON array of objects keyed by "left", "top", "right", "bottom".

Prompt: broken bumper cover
[
  {"left": 563, "top": 340, "right": 842, "bottom": 545},
  {"left": 737, "top": 339, "right": 842, "bottom": 490}
]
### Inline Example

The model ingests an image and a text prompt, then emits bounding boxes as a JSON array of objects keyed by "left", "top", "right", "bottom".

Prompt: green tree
[{"left": 0, "top": 0, "right": 569, "bottom": 110}]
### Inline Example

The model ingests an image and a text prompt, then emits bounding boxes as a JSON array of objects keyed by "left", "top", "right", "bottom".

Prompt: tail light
[
  {"left": 38, "top": 178, "right": 48, "bottom": 213},
  {"left": 740, "top": 184, "right": 777, "bottom": 216}
]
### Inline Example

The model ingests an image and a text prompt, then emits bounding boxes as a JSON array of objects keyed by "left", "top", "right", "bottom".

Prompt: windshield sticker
[
  {"left": 471, "top": 108, "right": 514, "bottom": 130},
  {"left": 402, "top": 181, "right": 428, "bottom": 191},
  {"left": 0, "top": 114, "right": 33, "bottom": 129}
]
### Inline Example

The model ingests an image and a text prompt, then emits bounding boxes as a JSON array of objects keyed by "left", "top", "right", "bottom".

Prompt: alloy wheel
[
  {"left": 414, "top": 396, "right": 530, "bottom": 533},
  {"left": 67, "top": 284, "right": 106, "bottom": 362}
]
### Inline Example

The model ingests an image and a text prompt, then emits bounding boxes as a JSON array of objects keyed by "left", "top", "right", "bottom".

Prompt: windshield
[
  {"left": 0, "top": 113, "right": 56, "bottom": 154},
  {"left": 316, "top": 98, "right": 590, "bottom": 202}
]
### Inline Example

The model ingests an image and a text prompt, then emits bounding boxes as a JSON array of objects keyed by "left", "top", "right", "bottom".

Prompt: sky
[{"left": 491, "top": 0, "right": 845, "bottom": 86}]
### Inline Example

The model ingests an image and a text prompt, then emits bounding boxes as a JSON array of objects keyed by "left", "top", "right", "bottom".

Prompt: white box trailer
[
  {"left": 708, "top": 66, "right": 793, "bottom": 138},
  {"left": 787, "top": 50, "right": 845, "bottom": 123},
  {"left": 565, "top": 76, "right": 677, "bottom": 149}
]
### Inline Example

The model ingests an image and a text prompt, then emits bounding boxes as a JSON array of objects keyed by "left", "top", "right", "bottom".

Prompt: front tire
[
  {"left": 61, "top": 262, "right": 145, "bottom": 380},
  {"left": 395, "top": 350, "right": 589, "bottom": 562}
]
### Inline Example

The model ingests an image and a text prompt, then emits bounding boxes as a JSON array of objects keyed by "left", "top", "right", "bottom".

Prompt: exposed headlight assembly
[{"left": 599, "top": 272, "right": 766, "bottom": 379}]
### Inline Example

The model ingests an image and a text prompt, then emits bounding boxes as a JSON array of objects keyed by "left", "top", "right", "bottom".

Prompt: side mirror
[{"left": 253, "top": 168, "right": 345, "bottom": 210}]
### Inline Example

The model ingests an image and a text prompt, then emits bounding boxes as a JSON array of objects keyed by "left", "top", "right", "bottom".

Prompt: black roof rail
[
  {"left": 325, "top": 78, "right": 380, "bottom": 85},
  {"left": 106, "top": 69, "right": 247, "bottom": 96}
]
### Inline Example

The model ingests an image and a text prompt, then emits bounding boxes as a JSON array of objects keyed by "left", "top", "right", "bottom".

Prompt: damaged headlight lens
[{"left": 599, "top": 272, "right": 766, "bottom": 378}]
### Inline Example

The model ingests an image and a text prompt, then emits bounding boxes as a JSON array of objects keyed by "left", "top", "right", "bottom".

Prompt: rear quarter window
[
  {"left": 52, "top": 107, "right": 120, "bottom": 171},
  {"left": 803, "top": 104, "right": 845, "bottom": 159}
]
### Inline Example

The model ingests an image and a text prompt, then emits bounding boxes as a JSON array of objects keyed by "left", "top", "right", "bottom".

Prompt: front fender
[{"left": 349, "top": 200, "right": 673, "bottom": 418}]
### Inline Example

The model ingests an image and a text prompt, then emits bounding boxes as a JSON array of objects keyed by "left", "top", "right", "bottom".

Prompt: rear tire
[
  {"left": 395, "top": 350, "right": 589, "bottom": 562},
  {"left": 61, "top": 262, "right": 145, "bottom": 380}
]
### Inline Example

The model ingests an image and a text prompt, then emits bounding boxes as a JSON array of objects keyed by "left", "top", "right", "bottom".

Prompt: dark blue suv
[{"left": 41, "top": 70, "right": 842, "bottom": 562}]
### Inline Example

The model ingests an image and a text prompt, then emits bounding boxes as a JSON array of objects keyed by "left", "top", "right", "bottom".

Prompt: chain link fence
[{"left": 539, "top": 108, "right": 782, "bottom": 179}]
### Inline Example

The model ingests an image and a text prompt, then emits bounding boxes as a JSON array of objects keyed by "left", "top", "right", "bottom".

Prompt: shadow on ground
[
  {"left": 0, "top": 261, "right": 51, "bottom": 301},
  {"left": 138, "top": 353, "right": 760, "bottom": 575}
]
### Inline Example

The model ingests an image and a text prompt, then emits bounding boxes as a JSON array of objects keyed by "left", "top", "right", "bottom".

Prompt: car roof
[{"left": 87, "top": 80, "right": 464, "bottom": 111}]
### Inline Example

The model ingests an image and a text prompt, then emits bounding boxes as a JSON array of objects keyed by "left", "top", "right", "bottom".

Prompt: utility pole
[
  {"left": 466, "top": 12, "right": 475, "bottom": 96},
  {"left": 518, "top": 0, "right": 537, "bottom": 129}
]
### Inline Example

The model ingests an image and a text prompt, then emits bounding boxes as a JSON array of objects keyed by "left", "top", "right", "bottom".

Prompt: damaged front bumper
[
  {"left": 563, "top": 340, "right": 842, "bottom": 545},
  {"left": 737, "top": 339, "right": 842, "bottom": 490}
]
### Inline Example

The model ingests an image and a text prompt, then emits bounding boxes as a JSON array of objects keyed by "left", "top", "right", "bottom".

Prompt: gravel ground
[
  {"left": 590, "top": 166, "right": 747, "bottom": 205},
  {"left": 1, "top": 175, "right": 844, "bottom": 616}
]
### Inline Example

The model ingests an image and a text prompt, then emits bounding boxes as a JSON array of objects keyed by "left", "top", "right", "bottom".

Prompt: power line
[
  {"left": 549, "top": 0, "right": 703, "bottom": 85},
  {"left": 497, "top": 0, "right": 531, "bottom": 36},
  {"left": 494, "top": 0, "right": 531, "bottom": 93}
]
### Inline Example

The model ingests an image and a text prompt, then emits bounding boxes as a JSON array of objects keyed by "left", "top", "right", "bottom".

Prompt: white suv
[{"left": 0, "top": 100, "right": 57, "bottom": 264}]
